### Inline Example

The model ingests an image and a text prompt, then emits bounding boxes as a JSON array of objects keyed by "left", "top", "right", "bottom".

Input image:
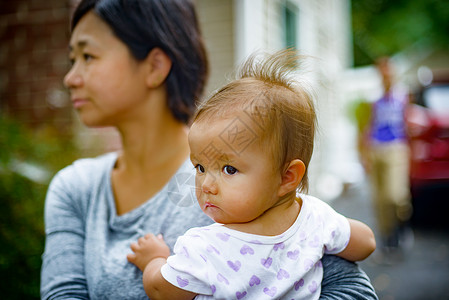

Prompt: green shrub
[{"left": 0, "top": 117, "right": 78, "bottom": 299}]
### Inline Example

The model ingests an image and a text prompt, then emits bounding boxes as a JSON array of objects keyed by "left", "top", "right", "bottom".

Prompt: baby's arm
[
  {"left": 336, "top": 218, "right": 376, "bottom": 262},
  {"left": 127, "top": 234, "right": 197, "bottom": 300}
]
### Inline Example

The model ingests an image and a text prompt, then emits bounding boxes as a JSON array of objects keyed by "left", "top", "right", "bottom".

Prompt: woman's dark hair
[{"left": 71, "top": 0, "right": 209, "bottom": 124}]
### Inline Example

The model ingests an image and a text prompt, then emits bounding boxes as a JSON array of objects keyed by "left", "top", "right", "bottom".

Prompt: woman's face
[{"left": 64, "top": 11, "right": 149, "bottom": 127}]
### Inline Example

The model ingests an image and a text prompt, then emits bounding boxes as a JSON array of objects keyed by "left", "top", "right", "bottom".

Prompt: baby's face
[{"left": 188, "top": 113, "right": 282, "bottom": 225}]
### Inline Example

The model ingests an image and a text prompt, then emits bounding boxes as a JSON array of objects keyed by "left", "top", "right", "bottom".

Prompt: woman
[{"left": 41, "top": 0, "right": 377, "bottom": 299}]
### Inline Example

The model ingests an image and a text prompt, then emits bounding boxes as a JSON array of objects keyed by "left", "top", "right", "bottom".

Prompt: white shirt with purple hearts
[{"left": 160, "top": 194, "right": 350, "bottom": 300}]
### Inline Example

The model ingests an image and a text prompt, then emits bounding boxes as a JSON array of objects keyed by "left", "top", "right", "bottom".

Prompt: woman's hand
[{"left": 127, "top": 233, "right": 170, "bottom": 272}]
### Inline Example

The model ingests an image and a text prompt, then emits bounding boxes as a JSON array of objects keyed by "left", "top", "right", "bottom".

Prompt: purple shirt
[{"left": 370, "top": 90, "right": 408, "bottom": 143}]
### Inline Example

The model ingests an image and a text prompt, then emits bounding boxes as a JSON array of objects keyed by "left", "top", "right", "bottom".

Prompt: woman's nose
[
  {"left": 201, "top": 173, "right": 218, "bottom": 195},
  {"left": 63, "top": 64, "right": 83, "bottom": 88}
]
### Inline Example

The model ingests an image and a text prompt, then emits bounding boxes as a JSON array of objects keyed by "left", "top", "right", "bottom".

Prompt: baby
[{"left": 127, "top": 49, "right": 376, "bottom": 300}]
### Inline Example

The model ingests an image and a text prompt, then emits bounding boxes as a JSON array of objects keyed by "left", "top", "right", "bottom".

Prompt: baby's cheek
[{"left": 195, "top": 187, "right": 202, "bottom": 202}]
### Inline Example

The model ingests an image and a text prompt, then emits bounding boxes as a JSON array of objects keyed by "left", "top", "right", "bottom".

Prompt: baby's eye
[
  {"left": 223, "top": 165, "right": 238, "bottom": 175},
  {"left": 195, "top": 164, "right": 205, "bottom": 174}
]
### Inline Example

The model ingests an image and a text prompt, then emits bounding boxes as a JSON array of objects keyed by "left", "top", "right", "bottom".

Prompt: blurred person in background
[
  {"left": 40, "top": 0, "right": 378, "bottom": 299},
  {"left": 367, "top": 57, "right": 413, "bottom": 257}
]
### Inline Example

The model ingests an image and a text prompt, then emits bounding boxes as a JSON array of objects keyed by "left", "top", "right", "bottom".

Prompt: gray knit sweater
[{"left": 41, "top": 152, "right": 212, "bottom": 299}]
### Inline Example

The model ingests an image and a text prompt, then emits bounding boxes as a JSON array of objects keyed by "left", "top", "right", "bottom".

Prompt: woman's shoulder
[
  {"left": 44, "top": 152, "right": 117, "bottom": 225},
  {"left": 49, "top": 152, "right": 116, "bottom": 195},
  {"left": 70, "top": 152, "right": 116, "bottom": 171},
  {"left": 56, "top": 152, "right": 116, "bottom": 179}
]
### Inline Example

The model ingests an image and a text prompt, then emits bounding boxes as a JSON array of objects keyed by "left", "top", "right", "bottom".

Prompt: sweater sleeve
[
  {"left": 40, "top": 164, "right": 90, "bottom": 300},
  {"left": 320, "top": 255, "right": 378, "bottom": 300}
]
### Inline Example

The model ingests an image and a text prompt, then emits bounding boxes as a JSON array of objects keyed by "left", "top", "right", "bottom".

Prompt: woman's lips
[{"left": 72, "top": 98, "right": 89, "bottom": 108}]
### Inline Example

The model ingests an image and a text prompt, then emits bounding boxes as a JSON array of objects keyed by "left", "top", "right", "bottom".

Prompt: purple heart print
[
  {"left": 227, "top": 260, "right": 241, "bottom": 272},
  {"left": 263, "top": 286, "right": 277, "bottom": 297},
  {"left": 294, "top": 279, "right": 305, "bottom": 291},
  {"left": 240, "top": 244, "right": 254, "bottom": 255},
  {"left": 217, "top": 273, "right": 229, "bottom": 285},
  {"left": 176, "top": 276, "right": 189, "bottom": 287},
  {"left": 236, "top": 291, "right": 247, "bottom": 299},
  {"left": 249, "top": 275, "right": 261, "bottom": 286},
  {"left": 287, "top": 249, "right": 299, "bottom": 260},
  {"left": 216, "top": 232, "right": 230, "bottom": 241},
  {"left": 308, "top": 281, "right": 318, "bottom": 293},
  {"left": 273, "top": 242, "right": 285, "bottom": 251},
  {"left": 261, "top": 257, "right": 272, "bottom": 268},
  {"left": 276, "top": 268, "right": 290, "bottom": 280}
]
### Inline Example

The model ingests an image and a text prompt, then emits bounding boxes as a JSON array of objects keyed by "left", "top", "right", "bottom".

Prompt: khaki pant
[{"left": 369, "top": 142, "right": 412, "bottom": 239}]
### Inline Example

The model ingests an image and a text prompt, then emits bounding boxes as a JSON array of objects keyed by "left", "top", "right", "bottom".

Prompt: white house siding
[
  {"left": 290, "top": 0, "right": 356, "bottom": 200},
  {"left": 196, "top": 0, "right": 235, "bottom": 98},
  {"left": 234, "top": 0, "right": 285, "bottom": 63}
]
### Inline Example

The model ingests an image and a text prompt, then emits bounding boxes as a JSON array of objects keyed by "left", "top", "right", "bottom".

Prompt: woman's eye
[
  {"left": 195, "top": 164, "right": 205, "bottom": 174},
  {"left": 223, "top": 165, "right": 238, "bottom": 175},
  {"left": 83, "top": 53, "right": 93, "bottom": 62}
]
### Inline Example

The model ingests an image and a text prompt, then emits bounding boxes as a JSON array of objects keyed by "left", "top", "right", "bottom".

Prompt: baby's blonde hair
[{"left": 193, "top": 49, "right": 316, "bottom": 193}]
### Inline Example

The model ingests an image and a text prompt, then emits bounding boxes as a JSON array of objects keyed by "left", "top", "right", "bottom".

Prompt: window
[{"left": 283, "top": 1, "right": 299, "bottom": 49}]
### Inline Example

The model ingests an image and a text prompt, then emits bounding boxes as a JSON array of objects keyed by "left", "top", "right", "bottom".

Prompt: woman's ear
[
  {"left": 278, "top": 159, "right": 305, "bottom": 197},
  {"left": 145, "top": 47, "right": 172, "bottom": 88}
]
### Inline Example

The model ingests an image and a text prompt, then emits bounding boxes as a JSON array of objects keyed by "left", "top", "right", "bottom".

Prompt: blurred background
[{"left": 1, "top": 0, "right": 448, "bottom": 299}]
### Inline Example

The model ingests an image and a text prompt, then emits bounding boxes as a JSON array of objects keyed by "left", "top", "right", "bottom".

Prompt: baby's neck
[{"left": 224, "top": 196, "right": 302, "bottom": 236}]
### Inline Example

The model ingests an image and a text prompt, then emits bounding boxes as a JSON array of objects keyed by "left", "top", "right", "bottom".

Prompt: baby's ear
[{"left": 278, "top": 159, "right": 305, "bottom": 197}]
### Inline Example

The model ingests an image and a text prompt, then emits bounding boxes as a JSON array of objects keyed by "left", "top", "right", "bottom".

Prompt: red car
[{"left": 406, "top": 72, "right": 449, "bottom": 227}]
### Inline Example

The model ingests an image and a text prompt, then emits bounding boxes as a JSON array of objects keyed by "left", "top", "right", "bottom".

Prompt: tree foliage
[{"left": 352, "top": 0, "right": 449, "bottom": 66}]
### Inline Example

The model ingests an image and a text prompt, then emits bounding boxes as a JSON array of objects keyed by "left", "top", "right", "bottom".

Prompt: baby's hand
[{"left": 127, "top": 233, "right": 170, "bottom": 272}]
